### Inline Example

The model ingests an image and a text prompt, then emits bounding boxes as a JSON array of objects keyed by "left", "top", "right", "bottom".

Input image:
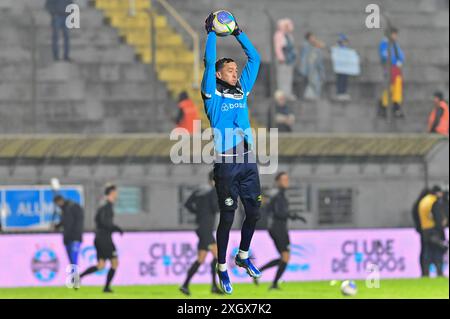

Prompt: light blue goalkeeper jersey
[{"left": 201, "top": 32, "right": 261, "bottom": 154}]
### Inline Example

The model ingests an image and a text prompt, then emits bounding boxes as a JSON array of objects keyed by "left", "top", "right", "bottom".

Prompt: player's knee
[
  {"left": 245, "top": 206, "right": 261, "bottom": 224},
  {"left": 198, "top": 256, "right": 206, "bottom": 264},
  {"left": 197, "top": 251, "right": 207, "bottom": 264},
  {"left": 97, "top": 262, "right": 105, "bottom": 270},
  {"left": 111, "top": 261, "right": 119, "bottom": 270},
  {"left": 219, "top": 210, "right": 235, "bottom": 225}
]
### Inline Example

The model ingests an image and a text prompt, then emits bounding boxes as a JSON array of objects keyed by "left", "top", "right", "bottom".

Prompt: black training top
[
  {"left": 58, "top": 200, "right": 84, "bottom": 245},
  {"left": 95, "top": 201, "right": 122, "bottom": 237},
  {"left": 184, "top": 185, "right": 219, "bottom": 232},
  {"left": 266, "top": 189, "right": 291, "bottom": 230}
]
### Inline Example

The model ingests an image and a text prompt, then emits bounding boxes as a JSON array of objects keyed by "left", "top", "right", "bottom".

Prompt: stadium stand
[
  {"left": 0, "top": 0, "right": 448, "bottom": 134},
  {"left": 0, "top": 0, "right": 171, "bottom": 134},
  {"left": 167, "top": 0, "right": 450, "bottom": 133}
]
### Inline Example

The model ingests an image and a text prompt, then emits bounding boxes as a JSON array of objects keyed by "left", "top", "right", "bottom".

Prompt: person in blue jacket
[{"left": 202, "top": 12, "right": 262, "bottom": 294}]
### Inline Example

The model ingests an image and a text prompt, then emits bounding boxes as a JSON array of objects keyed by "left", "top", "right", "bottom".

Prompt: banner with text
[{"left": 0, "top": 228, "right": 447, "bottom": 287}]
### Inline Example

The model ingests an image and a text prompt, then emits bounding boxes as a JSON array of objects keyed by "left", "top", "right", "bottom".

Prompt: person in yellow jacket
[{"left": 414, "top": 185, "right": 448, "bottom": 277}]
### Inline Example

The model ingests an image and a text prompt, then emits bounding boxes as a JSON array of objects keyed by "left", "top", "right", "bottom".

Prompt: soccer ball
[
  {"left": 212, "top": 10, "right": 236, "bottom": 37},
  {"left": 340, "top": 280, "right": 357, "bottom": 296}
]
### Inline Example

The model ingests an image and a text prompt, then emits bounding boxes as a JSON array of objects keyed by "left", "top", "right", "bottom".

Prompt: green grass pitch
[{"left": 0, "top": 278, "right": 448, "bottom": 299}]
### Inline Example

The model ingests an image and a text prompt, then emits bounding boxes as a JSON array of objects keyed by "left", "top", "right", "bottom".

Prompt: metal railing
[
  {"left": 150, "top": 0, "right": 200, "bottom": 89},
  {"left": 128, "top": 0, "right": 136, "bottom": 16},
  {"left": 24, "top": 5, "right": 38, "bottom": 134}
]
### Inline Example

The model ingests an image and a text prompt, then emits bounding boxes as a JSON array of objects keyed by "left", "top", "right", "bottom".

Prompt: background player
[
  {"left": 53, "top": 195, "right": 84, "bottom": 267},
  {"left": 79, "top": 184, "right": 123, "bottom": 293},
  {"left": 257, "top": 172, "right": 306, "bottom": 289},
  {"left": 179, "top": 171, "right": 222, "bottom": 296},
  {"left": 202, "top": 12, "right": 262, "bottom": 294}
]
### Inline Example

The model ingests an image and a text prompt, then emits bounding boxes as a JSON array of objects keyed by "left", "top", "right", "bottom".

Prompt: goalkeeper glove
[
  {"left": 232, "top": 19, "right": 242, "bottom": 36},
  {"left": 290, "top": 214, "right": 307, "bottom": 223},
  {"left": 205, "top": 13, "right": 214, "bottom": 34}
]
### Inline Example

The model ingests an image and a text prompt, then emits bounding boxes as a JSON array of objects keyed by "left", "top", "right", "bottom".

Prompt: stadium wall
[{"left": 0, "top": 140, "right": 447, "bottom": 231}]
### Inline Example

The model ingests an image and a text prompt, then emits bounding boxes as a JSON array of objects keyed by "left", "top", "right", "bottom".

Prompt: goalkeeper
[{"left": 202, "top": 12, "right": 262, "bottom": 295}]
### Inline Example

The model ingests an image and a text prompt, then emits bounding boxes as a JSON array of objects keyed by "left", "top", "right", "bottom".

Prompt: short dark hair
[
  {"left": 431, "top": 185, "right": 443, "bottom": 194},
  {"left": 275, "top": 171, "right": 288, "bottom": 181},
  {"left": 434, "top": 91, "right": 444, "bottom": 101},
  {"left": 104, "top": 184, "right": 117, "bottom": 196},
  {"left": 178, "top": 91, "right": 188, "bottom": 102},
  {"left": 390, "top": 27, "right": 399, "bottom": 34},
  {"left": 53, "top": 195, "right": 64, "bottom": 203},
  {"left": 215, "top": 58, "right": 235, "bottom": 72}
]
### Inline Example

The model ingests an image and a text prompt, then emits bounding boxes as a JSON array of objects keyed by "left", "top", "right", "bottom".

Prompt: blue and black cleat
[
  {"left": 216, "top": 266, "right": 233, "bottom": 295},
  {"left": 235, "top": 255, "right": 261, "bottom": 279}
]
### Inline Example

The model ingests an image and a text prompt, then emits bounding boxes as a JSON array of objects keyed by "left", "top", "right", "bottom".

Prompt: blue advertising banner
[{"left": 0, "top": 186, "right": 84, "bottom": 231}]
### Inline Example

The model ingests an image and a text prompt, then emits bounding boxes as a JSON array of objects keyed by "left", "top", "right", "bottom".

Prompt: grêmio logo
[
  {"left": 221, "top": 102, "right": 246, "bottom": 112},
  {"left": 332, "top": 239, "right": 406, "bottom": 274}
]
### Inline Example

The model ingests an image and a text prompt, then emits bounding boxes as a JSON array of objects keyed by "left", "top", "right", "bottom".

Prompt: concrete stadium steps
[
  {"left": 251, "top": 94, "right": 435, "bottom": 133},
  {"left": 286, "top": 100, "right": 430, "bottom": 133},
  {"left": 360, "top": 47, "right": 449, "bottom": 65},
  {"left": 76, "top": 62, "right": 166, "bottom": 83},
  {"left": 91, "top": 0, "right": 212, "bottom": 127},
  {"left": 320, "top": 81, "right": 449, "bottom": 101},
  {"left": 167, "top": 0, "right": 448, "bottom": 134},
  {"left": 1, "top": 0, "right": 448, "bottom": 134},
  {"left": 0, "top": 0, "right": 175, "bottom": 134},
  {"left": 169, "top": 0, "right": 448, "bottom": 14}
]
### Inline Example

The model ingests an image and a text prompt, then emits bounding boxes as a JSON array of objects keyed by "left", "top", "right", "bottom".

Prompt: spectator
[
  {"left": 428, "top": 91, "right": 449, "bottom": 136},
  {"left": 378, "top": 27, "right": 405, "bottom": 118},
  {"left": 268, "top": 90, "right": 295, "bottom": 132},
  {"left": 174, "top": 91, "right": 200, "bottom": 134},
  {"left": 300, "top": 32, "right": 326, "bottom": 101},
  {"left": 331, "top": 33, "right": 360, "bottom": 101},
  {"left": 273, "top": 18, "right": 297, "bottom": 101},
  {"left": 45, "top": 0, "right": 73, "bottom": 62}
]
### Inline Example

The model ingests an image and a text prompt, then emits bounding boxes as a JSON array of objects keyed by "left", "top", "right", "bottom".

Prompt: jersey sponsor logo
[
  {"left": 221, "top": 102, "right": 246, "bottom": 112},
  {"left": 215, "top": 89, "right": 245, "bottom": 100},
  {"left": 223, "top": 87, "right": 244, "bottom": 99}
]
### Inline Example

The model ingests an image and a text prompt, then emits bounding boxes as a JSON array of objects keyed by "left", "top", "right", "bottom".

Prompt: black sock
[
  {"left": 273, "top": 261, "right": 287, "bottom": 285},
  {"left": 217, "top": 211, "right": 235, "bottom": 264},
  {"left": 105, "top": 268, "right": 116, "bottom": 289},
  {"left": 211, "top": 258, "right": 218, "bottom": 288},
  {"left": 183, "top": 261, "right": 201, "bottom": 288},
  {"left": 80, "top": 266, "right": 98, "bottom": 278},
  {"left": 260, "top": 259, "right": 281, "bottom": 272}
]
